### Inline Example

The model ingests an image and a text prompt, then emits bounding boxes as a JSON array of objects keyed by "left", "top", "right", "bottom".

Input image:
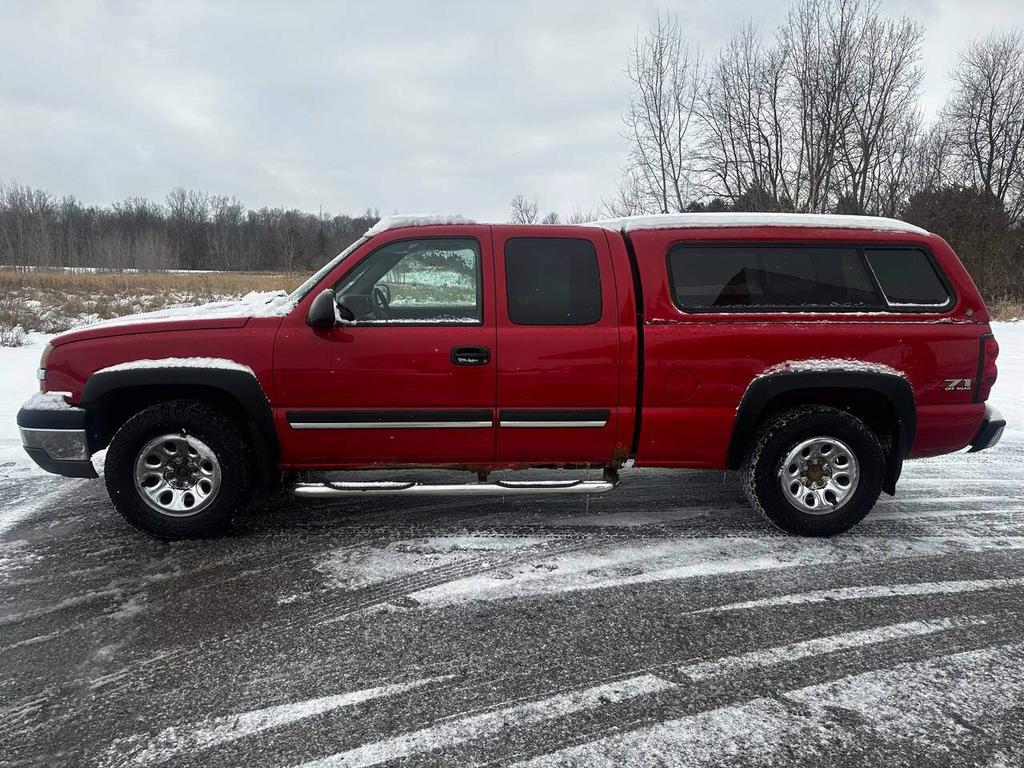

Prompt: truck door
[
  {"left": 273, "top": 226, "right": 497, "bottom": 467},
  {"left": 492, "top": 226, "right": 622, "bottom": 465}
]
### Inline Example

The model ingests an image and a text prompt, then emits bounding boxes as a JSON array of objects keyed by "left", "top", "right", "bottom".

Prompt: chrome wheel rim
[
  {"left": 133, "top": 433, "right": 221, "bottom": 517},
  {"left": 779, "top": 436, "right": 859, "bottom": 515}
]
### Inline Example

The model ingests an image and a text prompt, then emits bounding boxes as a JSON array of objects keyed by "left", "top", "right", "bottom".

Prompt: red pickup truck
[{"left": 18, "top": 213, "right": 1004, "bottom": 539}]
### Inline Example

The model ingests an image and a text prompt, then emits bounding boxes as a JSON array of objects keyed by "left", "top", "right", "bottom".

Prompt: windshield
[{"left": 288, "top": 236, "right": 368, "bottom": 303}]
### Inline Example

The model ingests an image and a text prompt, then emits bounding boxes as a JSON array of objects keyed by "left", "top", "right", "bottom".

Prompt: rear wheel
[
  {"left": 105, "top": 400, "right": 251, "bottom": 539},
  {"left": 740, "top": 405, "right": 884, "bottom": 536}
]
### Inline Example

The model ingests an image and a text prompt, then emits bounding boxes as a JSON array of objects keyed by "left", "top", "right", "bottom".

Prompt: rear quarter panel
[{"left": 629, "top": 227, "right": 992, "bottom": 467}]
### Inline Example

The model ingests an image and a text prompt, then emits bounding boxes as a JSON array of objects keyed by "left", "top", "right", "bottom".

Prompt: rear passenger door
[{"left": 492, "top": 227, "right": 621, "bottom": 464}]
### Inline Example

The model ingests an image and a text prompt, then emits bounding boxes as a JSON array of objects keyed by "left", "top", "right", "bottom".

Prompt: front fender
[{"left": 80, "top": 364, "right": 279, "bottom": 483}]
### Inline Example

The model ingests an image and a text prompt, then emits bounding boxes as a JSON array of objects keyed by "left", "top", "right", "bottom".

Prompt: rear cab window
[
  {"left": 667, "top": 244, "right": 952, "bottom": 312},
  {"left": 504, "top": 237, "right": 602, "bottom": 325}
]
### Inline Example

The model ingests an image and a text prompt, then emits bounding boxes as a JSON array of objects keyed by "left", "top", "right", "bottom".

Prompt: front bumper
[
  {"left": 968, "top": 405, "right": 1006, "bottom": 453},
  {"left": 17, "top": 405, "right": 97, "bottom": 478}
]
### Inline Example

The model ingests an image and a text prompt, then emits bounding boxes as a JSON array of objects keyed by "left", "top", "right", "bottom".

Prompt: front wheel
[
  {"left": 740, "top": 405, "right": 885, "bottom": 536},
  {"left": 104, "top": 400, "right": 252, "bottom": 539}
]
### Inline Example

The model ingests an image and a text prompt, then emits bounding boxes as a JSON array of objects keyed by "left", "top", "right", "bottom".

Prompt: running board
[{"left": 292, "top": 476, "right": 618, "bottom": 498}]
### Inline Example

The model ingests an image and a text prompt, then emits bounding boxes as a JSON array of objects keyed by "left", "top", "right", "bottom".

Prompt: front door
[
  {"left": 492, "top": 226, "right": 622, "bottom": 465},
  {"left": 273, "top": 226, "right": 496, "bottom": 468}
]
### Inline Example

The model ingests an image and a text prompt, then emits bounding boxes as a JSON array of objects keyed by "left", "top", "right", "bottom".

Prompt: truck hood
[{"left": 51, "top": 291, "right": 296, "bottom": 347}]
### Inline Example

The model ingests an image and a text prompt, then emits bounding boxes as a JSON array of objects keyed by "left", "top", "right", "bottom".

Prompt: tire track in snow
[
  {"left": 690, "top": 576, "right": 1024, "bottom": 614},
  {"left": 510, "top": 642, "right": 1024, "bottom": 767},
  {"left": 401, "top": 535, "right": 1024, "bottom": 609},
  {"left": 674, "top": 615, "right": 987, "bottom": 680},
  {"left": 99, "top": 675, "right": 449, "bottom": 767},
  {"left": 287, "top": 616, "right": 982, "bottom": 768}
]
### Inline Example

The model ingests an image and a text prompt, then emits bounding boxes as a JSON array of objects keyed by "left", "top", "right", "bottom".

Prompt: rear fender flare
[{"left": 727, "top": 371, "right": 916, "bottom": 495}]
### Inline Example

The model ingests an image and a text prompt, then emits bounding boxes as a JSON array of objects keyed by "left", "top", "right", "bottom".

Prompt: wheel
[
  {"left": 740, "top": 405, "right": 884, "bottom": 536},
  {"left": 104, "top": 400, "right": 252, "bottom": 539}
]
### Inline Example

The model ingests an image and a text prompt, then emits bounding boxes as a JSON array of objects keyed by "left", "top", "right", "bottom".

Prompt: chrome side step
[{"left": 292, "top": 475, "right": 619, "bottom": 498}]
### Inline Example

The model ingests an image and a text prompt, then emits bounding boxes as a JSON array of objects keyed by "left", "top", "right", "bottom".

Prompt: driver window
[{"left": 333, "top": 238, "right": 482, "bottom": 324}]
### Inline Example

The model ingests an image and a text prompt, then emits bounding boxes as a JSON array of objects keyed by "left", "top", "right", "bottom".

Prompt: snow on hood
[
  {"left": 365, "top": 214, "right": 477, "bottom": 236},
  {"left": 587, "top": 212, "right": 929, "bottom": 235},
  {"left": 78, "top": 291, "right": 296, "bottom": 330}
]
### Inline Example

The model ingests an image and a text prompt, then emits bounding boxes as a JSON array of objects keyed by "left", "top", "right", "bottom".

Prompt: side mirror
[{"left": 306, "top": 289, "right": 338, "bottom": 328}]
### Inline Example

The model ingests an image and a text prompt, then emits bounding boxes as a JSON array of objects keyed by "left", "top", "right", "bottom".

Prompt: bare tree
[
  {"left": 838, "top": 11, "right": 924, "bottom": 215},
  {"left": 603, "top": 166, "right": 651, "bottom": 218},
  {"left": 907, "top": 125, "right": 953, "bottom": 196},
  {"left": 565, "top": 205, "right": 599, "bottom": 224},
  {"left": 509, "top": 193, "right": 540, "bottom": 223},
  {"left": 698, "top": 24, "right": 792, "bottom": 208},
  {"left": 623, "top": 13, "right": 704, "bottom": 213},
  {"left": 942, "top": 31, "right": 1024, "bottom": 223},
  {"left": 778, "top": 0, "right": 870, "bottom": 212}
]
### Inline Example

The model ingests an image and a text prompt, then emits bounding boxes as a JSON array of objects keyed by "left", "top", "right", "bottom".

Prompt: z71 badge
[{"left": 944, "top": 378, "right": 973, "bottom": 391}]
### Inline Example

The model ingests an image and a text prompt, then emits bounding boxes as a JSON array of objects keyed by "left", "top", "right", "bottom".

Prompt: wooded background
[{"left": 1, "top": 0, "right": 1021, "bottom": 302}]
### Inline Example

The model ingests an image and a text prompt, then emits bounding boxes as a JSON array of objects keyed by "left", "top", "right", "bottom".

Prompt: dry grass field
[
  {"left": 0, "top": 267, "right": 1019, "bottom": 346},
  {"left": 0, "top": 268, "right": 306, "bottom": 344}
]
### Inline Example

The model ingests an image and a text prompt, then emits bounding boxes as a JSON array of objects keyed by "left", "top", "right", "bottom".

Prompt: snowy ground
[{"left": 1, "top": 324, "right": 1022, "bottom": 767}]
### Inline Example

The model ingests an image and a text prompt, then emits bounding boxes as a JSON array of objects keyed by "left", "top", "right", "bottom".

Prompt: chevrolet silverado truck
[{"left": 17, "top": 213, "right": 1005, "bottom": 539}]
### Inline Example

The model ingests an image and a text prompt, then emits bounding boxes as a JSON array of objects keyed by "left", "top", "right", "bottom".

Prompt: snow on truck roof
[
  {"left": 365, "top": 212, "right": 928, "bottom": 236},
  {"left": 587, "top": 212, "right": 929, "bottom": 235}
]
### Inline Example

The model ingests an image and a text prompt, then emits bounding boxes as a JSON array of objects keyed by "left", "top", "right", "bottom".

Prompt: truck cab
[{"left": 18, "top": 213, "right": 1004, "bottom": 539}]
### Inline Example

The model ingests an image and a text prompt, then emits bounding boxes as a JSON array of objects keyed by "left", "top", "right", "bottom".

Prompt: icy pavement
[{"left": 1, "top": 322, "right": 1022, "bottom": 766}]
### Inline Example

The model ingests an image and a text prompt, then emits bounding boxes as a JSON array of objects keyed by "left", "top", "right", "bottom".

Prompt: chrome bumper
[
  {"left": 19, "top": 427, "right": 90, "bottom": 460},
  {"left": 968, "top": 405, "right": 1006, "bottom": 453},
  {"left": 16, "top": 408, "right": 98, "bottom": 479}
]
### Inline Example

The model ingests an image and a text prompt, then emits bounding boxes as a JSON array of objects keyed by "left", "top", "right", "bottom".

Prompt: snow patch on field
[{"left": 0, "top": 334, "right": 54, "bottom": 488}]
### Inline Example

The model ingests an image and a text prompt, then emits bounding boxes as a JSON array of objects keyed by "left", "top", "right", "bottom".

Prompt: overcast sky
[{"left": 1, "top": 0, "right": 1022, "bottom": 220}]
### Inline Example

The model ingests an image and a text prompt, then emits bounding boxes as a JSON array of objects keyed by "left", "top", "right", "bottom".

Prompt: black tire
[
  {"left": 740, "top": 405, "right": 884, "bottom": 536},
  {"left": 104, "top": 400, "right": 252, "bottom": 539}
]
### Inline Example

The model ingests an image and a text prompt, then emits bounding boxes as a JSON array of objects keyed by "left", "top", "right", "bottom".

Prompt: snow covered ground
[{"left": 1, "top": 323, "right": 1022, "bottom": 766}]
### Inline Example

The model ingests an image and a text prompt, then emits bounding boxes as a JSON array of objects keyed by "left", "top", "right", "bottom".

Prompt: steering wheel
[
  {"left": 379, "top": 283, "right": 392, "bottom": 304},
  {"left": 371, "top": 286, "right": 390, "bottom": 319}
]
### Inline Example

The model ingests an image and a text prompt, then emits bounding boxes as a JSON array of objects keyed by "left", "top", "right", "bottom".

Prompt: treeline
[
  {"left": 604, "top": 0, "right": 1024, "bottom": 299},
  {"left": 0, "top": 184, "right": 379, "bottom": 273}
]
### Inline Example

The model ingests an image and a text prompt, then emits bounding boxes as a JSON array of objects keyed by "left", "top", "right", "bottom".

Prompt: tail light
[{"left": 976, "top": 334, "right": 999, "bottom": 402}]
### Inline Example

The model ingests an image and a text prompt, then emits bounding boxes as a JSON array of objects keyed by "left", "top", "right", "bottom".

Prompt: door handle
[{"left": 451, "top": 346, "right": 491, "bottom": 366}]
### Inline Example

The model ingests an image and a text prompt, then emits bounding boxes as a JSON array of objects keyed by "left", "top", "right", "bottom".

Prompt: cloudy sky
[{"left": 1, "top": 0, "right": 1022, "bottom": 219}]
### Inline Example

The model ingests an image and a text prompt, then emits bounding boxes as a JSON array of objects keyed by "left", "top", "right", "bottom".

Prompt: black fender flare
[
  {"left": 726, "top": 371, "right": 916, "bottom": 495},
  {"left": 81, "top": 366, "right": 279, "bottom": 485}
]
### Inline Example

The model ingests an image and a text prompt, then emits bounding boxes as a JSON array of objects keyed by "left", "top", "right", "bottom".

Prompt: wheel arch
[
  {"left": 727, "top": 371, "right": 916, "bottom": 495},
  {"left": 81, "top": 367, "right": 279, "bottom": 489}
]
